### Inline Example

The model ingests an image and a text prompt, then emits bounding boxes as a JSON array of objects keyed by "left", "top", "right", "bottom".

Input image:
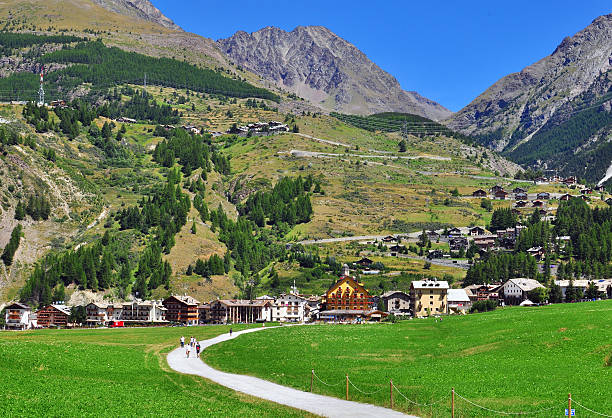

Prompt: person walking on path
[
  {"left": 180, "top": 336, "right": 185, "bottom": 348},
  {"left": 185, "top": 344, "right": 191, "bottom": 358},
  {"left": 229, "top": 327, "right": 233, "bottom": 337},
  {"left": 195, "top": 342, "right": 201, "bottom": 358}
]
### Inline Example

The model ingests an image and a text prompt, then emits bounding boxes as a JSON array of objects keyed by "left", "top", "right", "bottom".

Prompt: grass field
[
  {"left": 204, "top": 301, "right": 612, "bottom": 417},
  {"left": 0, "top": 325, "right": 309, "bottom": 417}
]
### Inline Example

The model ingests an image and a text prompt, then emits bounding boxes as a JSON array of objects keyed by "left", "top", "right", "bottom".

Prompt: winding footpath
[{"left": 167, "top": 326, "right": 415, "bottom": 418}]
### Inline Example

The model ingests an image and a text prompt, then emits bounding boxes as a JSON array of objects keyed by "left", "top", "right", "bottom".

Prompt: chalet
[
  {"left": 580, "top": 188, "right": 593, "bottom": 195},
  {"left": 447, "top": 227, "right": 462, "bottom": 237},
  {"left": 526, "top": 246, "right": 544, "bottom": 260},
  {"left": 449, "top": 236, "right": 468, "bottom": 251},
  {"left": 4, "top": 302, "right": 35, "bottom": 330},
  {"left": 322, "top": 276, "right": 374, "bottom": 312},
  {"left": 198, "top": 303, "right": 210, "bottom": 324},
  {"left": 496, "top": 227, "right": 516, "bottom": 240},
  {"left": 472, "top": 235, "right": 497, "bottom": 250},
  {"left": 580, "top": 194, "right": 590, "bottom": 201},
  {"left": 491, "top": 185, "right": 504, "bottom": 193},
  {"left": 537, "top": 192, "right": 551, "bottom": 200},
  {"left": 472, "top": 189, "right": 487, "bottom": 197},
  {"left": 381, "top": 235, "right": 397, "bottom": 243},
  {"left": 469, "top": 226, "right": 486, "bottom": 236},
  {"left": 381, "top": 291, "right": 411, "bottom": 315},
  {"left": 116, "top": 117, "right": 137, "bottom": 124},
  {"left": 563, "top": 177, "right": 577, "bottom": 185},
  {"left": 595, "top": 185, "right": 606, "bottom": 192},
  {"left": 515, "top": 200, "right": 528, "bottom": 208},
  {"left": 427, "top": 249, "right": 444, "bottom": 259},
  {"left": 560, "top": 193, "right": 573, "bottom": 201},
  {"left": 494, "top": 189, "right": 508, "bottom": 200},
  {"left": 447, "top": 289, "right": 472, "bottom": 313},
  {"left": 355, "top": 257, "right": 374, "bottom": 267},
  {"left": 37, "top": 304, "right": 71, "bottom": 328},
  {"left": 181, "top": 125, "right": 201, "bottom": 135},
  {"left": 500, "top": 278, "right": 545, "bottom": 305},
  {"left": 426, "top": 230, "right": 441, "bottom": 241},
  {"left": 539, "top": 209, "right": 548, "bottom": 216},
  {"left": 162, "top": 295, "right": 200, "bottom": 325},
  {"left": 535, "top": 177, "right": 549, "bottom": 185},
  {"left": 512, "top": 187, "right": 526, "bottom": 194},
  {"left": 389, "top": 244, "right": 403, "bottom": 252},
  {"left": 207, "top": 299, "right": 274, "bottom": 324},
  {"left": 515, "top": 192, "right": 528, "bottom": 200},
  {"left": 107, "top": 304, "right": 123, "bottom": 321},
  {"left": 86, "top": 302, "right": 109, "bottom": 326},
  {"left": 532, "top": 200, "right": 544, "bottom": 208},
  {"left": 463, "top": 284, "right": 501, "bottom": 302},
  {"left": 410, "top": 278, "right": 448, "bottom": 317},
  {"left": 49, "top": 99, "right": 66, "bottom": 108}
]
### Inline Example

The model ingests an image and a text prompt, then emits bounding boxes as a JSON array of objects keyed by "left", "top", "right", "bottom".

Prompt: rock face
[
  {"left": 218, "top": 26, "right": 451, "bottom": 120},
  {"left": 91, "top": 0, "right": 181, "bottom": 30},
  {"left": 447, "top": 14, "right": 612, "bottom": 152}
]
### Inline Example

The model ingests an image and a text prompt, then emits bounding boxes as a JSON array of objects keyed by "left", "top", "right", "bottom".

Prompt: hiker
[
  {"left": 180, "top": 336, "right": 185, "bottom": 348},
  {"left": 229, "top": 327, "right": 233, "bottom": 336},
  {"left": 185, "top": 345, "right": 191, "bottom": 358},
  {"left": 195, "top": 342, "right": 201, "bottom": 358}
]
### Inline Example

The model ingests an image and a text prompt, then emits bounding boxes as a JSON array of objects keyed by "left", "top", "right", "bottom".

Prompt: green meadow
[
  {"left": 0, "top": 325, "right": 308, "bottom": 417},
  {"left": 205, "top": 301, "right": 612, "bottom": 417}
]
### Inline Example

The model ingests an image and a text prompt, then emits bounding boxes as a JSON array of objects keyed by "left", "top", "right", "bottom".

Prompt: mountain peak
[
  {"left": 218, "top": 25, "right": 451, "bottom": 120},
  {"left": 91, "top": 0, "right": 181, "bottom": 30}
]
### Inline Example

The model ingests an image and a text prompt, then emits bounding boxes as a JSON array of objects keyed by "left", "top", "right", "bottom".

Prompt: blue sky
[{"left": 153, "top": 1, "right": 610, "bottom": 111}]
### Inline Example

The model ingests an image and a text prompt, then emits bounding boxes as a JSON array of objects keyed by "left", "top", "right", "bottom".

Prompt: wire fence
[{"left": 308, "top": 370, "right": 612, "bottom": 416}]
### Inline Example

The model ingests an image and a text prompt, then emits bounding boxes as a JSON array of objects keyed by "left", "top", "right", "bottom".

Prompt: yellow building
[
  {"left": 322, "top": 276, "right": 373, "bottom": 311},
  {"left": 410, "top": 278, "right": 449, "bottom": 317}
]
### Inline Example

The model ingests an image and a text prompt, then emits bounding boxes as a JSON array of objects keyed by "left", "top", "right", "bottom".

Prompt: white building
[
  {"left": 273, "top": 293, "right": 308, "bottom": 322},
  {"left": 447, "top": 289, "right": 472, "bottom": 313},
  {"left": 4, "top": 302, "right": 36, "bottom": 330},
  {"left": 86, "top": 302, "right": 109, "bottom": 326},
  {"left": 501, "top": 278, "right": 545, "bottom": 305}
]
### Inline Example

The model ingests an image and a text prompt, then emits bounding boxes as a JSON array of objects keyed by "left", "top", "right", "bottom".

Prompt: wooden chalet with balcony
[{"left": 163, "top": 295, "right": 200, "bottom": 325}]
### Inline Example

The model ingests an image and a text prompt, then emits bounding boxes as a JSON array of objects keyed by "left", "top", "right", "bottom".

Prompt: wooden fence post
[
  {"left": 390, "top": 379, "right": 394, "bottom": 409},
  {"left": 346, "top": 374, "right": 349, "bottom": 400},
  {"left": 310, "top": 370, "right": 313, "bottom": 392},
  {"left": 568, "top": 393, "right": 571, "bottom": 416},
  {"left": 452, "top": 387, "right": 455, "bottom": 418}
]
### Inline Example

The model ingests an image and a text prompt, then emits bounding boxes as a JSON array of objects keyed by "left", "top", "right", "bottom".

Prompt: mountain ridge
[
  {"left": 218, "top": 25, "right": 452, "bottom": 120},
  {"left": 91, "top": 0, "right": 181, "bottom": 30},
  {"left": 447, "top": 14, "right": 612, "bottom": 152}
]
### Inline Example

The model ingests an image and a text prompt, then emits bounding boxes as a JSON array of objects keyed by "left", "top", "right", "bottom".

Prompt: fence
[{"left": 309, "top": 370, "right": 611, "bottom": 416}]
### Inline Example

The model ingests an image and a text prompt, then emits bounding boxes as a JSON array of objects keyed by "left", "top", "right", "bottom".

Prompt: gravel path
[{"left": 167, "top": 326, "right": 415, "bottom": 418}]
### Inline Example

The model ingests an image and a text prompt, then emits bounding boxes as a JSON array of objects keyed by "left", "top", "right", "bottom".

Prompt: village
[{"left": 5, "top": 258, "right": 611, "bottom": 330}]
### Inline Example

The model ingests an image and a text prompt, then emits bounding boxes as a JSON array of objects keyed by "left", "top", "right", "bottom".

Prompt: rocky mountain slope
[
  {"left": 218, "top": 26, "right": 452, "bottom": 120},
  {"left": 91, "top": 0, "right": 180, "bottom": 30},
  {"left": 447, "top": 14, "right": 612, "bottom": 154}
]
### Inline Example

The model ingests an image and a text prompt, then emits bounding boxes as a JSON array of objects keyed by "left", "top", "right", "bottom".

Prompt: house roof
[
  {"left": 6, "top": 302, "right": 30, "bottom": 310},
  {"left": 381, "top": 290, "right": 409, "bottom": 299},
  {"left": 165, "top": 295, "right": 200, "bottom": 306},
  {"left": 217, "top": 299, "right": 273, "bottom": 307},
  {"left": 411, "top": 279, "right": 449, "bottom": 290},
  {"left": 505, "top": 278, "right": 544, "bottom": 292},
  {"left": 87, "top": 302, "right": 109, "bottom": 309},
  {"left": 447, "top": 289, "right": 471, "bottom": 303}
]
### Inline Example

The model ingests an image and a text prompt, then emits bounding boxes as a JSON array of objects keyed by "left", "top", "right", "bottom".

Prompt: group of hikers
[
  {"left": 180, "top": 328, "right": 236, "bottom": 359},
  {"left": 180, "top": 335, "right": 201, "bottom": 358}
]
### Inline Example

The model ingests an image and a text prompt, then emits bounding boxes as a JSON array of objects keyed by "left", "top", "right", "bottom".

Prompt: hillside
[
  {"left": 218, "top": 26, "right": 452, "bottom": 120},
  {"left": 91, "top": 0, "right": 181, "bottom": 30},
  {"left": 205, "top": 301, "right": 612, "bottom": 417},
  {"left": 447, "top": 14, "right": 612, "bottom": 180}
]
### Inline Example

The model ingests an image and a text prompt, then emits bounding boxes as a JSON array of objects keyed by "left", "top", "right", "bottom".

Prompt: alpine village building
[
  {"left": 320, "top": 274, "right": 375, "bottom": 321},
  {"left": 410, "top": 278, "right": 449, "bottom": 317},
  {"left": 162, "top": 295, "right": 200, "bottom": 325}
]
